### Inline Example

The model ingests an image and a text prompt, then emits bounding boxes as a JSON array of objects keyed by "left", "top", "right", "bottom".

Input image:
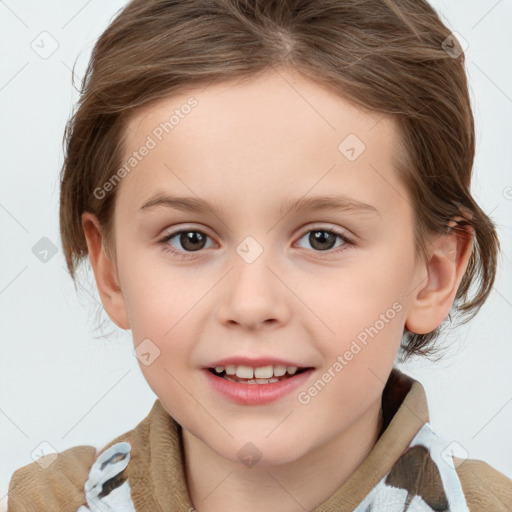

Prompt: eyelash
[{"left": 157, "top": 226, "right": 355, "bottom": 260}]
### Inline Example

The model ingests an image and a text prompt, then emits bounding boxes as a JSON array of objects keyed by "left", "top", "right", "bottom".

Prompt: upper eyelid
[{"left": 161, "top": 223, "right": 351, "bottom": 237}]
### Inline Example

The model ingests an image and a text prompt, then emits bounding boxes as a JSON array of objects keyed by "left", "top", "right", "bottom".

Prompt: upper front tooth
[
  {"left": 236, "top": 365, "right": 254, "bottom": 379},
  {"left": 219, "top": 364, "right": 301, "bottom": 378},
  {"left": 254, "top": 365, "right": 273, "bottom": 379},
  {"left": 273, "top": 365, "right": 287, "bottom": 377}
]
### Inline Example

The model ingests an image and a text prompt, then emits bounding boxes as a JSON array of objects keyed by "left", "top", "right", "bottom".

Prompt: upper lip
[{"left": 206, "top": 357, "right": 313, "bottom": 369}]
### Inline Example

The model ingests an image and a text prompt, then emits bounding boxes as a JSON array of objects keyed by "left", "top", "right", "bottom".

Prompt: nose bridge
[{"left": 217, "top": 235, "right": 289, "bottom": 328}]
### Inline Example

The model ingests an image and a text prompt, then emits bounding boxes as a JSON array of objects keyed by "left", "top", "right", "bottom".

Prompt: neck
[{"left": 182, "top": 398, "right": 383, "bottom": 512}]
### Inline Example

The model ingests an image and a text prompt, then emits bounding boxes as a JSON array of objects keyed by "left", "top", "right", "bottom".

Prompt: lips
[{"left": 204, "top": 365, "right": 314, "bottom": 405}]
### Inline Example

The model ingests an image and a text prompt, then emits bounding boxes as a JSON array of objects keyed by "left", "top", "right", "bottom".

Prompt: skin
[{"left": 82, "top": 67, "right": 473, "bottom": 511}]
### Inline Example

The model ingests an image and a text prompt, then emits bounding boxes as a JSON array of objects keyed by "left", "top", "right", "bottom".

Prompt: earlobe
[
  {"left": 405, "top": 221, "right": 474, "bottom": 335},
  {"left": 81, "top": 212, "right": 130, "bottom": 330}
]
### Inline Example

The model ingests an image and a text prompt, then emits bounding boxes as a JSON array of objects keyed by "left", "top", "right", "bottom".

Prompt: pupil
[
  {"left": 310, "top": 231, "right": 335, "bottom": 251},
  {"left": 181, "top": 231, "right": 206, "bottom": 251}
]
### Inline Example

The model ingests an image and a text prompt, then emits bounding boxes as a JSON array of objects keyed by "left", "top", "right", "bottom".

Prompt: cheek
[
  {"left": 118, "top": 249, "right": 201, "bottom": 337},
  {"left": 309, "top": 249, "right": 412, "bottom": 372},
  {"left": 119, "top": 259, "right": 204, "bottom": 365},
  {"left": 317, "top": 263, "right": 411, "bottom": 335},
  {"left": 126, "top": 287, "right": 197, "bottom": 360}
]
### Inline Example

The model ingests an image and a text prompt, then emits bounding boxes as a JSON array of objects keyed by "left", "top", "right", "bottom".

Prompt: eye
[
  {"left": 295, "top": 227, "right": 353, "bottom": 256},
  {"left": 158, "top": 229, "right": 215, "bottom": 258},
  {"left": 157, "top": 226, "right": 355, "bottom": 259}
]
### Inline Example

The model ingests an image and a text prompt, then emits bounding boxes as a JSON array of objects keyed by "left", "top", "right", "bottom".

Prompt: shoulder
[
  {"left": 8, "top": 445, "right": 97, "bottom": 511},
  {"left": 8, "top": 430, "right": 134, "bottom": 511},
  {"left": 454, "top": 456, "right": 512, "bottom": 511}
]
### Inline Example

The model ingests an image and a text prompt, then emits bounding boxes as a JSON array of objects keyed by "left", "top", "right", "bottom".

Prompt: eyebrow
[{"left": 139, "top": 193, "right": 380, "bottom": 218}]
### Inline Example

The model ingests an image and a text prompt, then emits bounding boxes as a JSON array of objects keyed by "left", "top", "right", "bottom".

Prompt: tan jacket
[{"left": 8, "top": 368, "right": 512, "bottom": 511}]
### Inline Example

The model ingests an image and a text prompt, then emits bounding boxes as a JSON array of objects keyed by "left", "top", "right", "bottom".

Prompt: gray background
[{"left": 1, "top": 0, "right": 511, "bottom": 506}]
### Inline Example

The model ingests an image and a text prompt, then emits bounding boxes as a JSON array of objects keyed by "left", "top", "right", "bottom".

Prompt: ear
[
  {"left": 405, "top": 220, "right": 474, "bottom": 335},
  {"left": 81, "top": 212, "right": 130, "bottom": 330}
]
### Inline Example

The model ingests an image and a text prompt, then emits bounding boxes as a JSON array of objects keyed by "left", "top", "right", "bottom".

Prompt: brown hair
[{"left": 59, "top": 0, "right": 500, "bottom": 361}]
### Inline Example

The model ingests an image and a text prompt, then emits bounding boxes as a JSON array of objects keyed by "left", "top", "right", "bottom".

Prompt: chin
[{"left": 210, "top": 435, "right": 307, "bottom": 468}]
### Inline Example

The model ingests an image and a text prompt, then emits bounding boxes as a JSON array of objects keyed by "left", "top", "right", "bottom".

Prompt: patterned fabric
[
  {"left": 77, "top": 423, "right": 468, "bottom": 512},
  {"left": 353, "top": 423, "right": 469, "bottom": 511},
  {"left": 77, "top": 442, "right": 135, "bottom": 512}
]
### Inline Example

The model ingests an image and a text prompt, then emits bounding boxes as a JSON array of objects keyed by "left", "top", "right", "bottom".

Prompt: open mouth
[{"left": 208, "top": 366, "right": 311, "bottom": 384}]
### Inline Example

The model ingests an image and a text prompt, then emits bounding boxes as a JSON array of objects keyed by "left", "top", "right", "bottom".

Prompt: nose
[{"left": 216, "top": 252, "right": 291, "bottom": 331}]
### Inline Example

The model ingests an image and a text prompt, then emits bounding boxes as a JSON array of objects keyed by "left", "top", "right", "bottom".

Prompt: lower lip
[{"left": 203, "top": 368, "right": 314, "bottom": 405}]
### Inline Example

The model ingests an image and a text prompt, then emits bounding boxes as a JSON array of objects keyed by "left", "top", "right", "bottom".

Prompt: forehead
[{"left": 118, "top": 69, "right": 407, "bottom": 218}]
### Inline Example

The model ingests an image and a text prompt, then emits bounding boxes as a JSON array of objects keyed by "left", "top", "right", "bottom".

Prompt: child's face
[{"left": 107, "top": 68, "right": 427, "bottom": 465}]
